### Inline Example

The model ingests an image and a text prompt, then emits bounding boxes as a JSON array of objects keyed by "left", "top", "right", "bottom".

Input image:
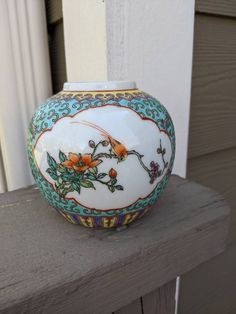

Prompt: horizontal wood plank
[
  {"left": 142, "top": 280, "right": 176, "bottom": 314},
  {"left": 188, "top": 147, "right": 236, "bottom": 243},
  {"left": 179, "top": 242, "right": 236, "bottom": 314},
  {"left": 114, "top": 299, "right": 142, "bottom": 314},
  {"left": 196, "top": 0, "right": 236, "bottom": 17},
  {"left": 188, "top": 14, "right": 236, "bottom": 158},
  {"left": 45, "top": 0, "right": 62, "bottom": 24},
  {"left": 0, "top": 176, "right": 230, "bottom": 313}
]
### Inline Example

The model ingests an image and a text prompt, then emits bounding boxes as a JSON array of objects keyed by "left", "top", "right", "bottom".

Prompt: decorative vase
[{"left": 28, "top": 81, "right": 175, "bottom": 228}]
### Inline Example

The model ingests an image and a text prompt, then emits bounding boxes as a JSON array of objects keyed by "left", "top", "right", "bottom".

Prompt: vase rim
[{"left": 63, "top": 81, "right": 137, "bottom": 92}]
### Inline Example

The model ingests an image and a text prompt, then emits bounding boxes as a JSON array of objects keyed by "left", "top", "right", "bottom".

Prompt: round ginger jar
[{"left": 27, "top": 81, "right": 175, "bottom": 228}]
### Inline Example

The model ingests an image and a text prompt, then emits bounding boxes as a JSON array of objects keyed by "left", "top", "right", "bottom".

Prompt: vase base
[{"left": 56, "top": 206, "right": 152, "bottom": 229}]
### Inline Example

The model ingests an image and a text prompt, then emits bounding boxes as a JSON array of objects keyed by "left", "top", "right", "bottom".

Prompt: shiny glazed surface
[{"left": 28, "top": 87, "right": 175, "bottom": 228}]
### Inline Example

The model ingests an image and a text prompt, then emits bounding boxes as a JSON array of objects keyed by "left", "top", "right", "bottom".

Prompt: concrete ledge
[{"left": 0, "top": 176, "right": 230, "bottom": 313}]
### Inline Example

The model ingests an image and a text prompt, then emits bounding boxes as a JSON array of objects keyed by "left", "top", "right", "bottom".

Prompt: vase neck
[{"left": 63, "top": 81, "right": 137, "bottom": 92}]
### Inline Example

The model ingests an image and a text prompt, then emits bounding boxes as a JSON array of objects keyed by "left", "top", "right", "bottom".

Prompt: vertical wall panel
[
  {"left": 188, "top": 15, "right": 236, "bottom": 158},
  {"left": 106, "top": 0, "right": 195, "bottom": 177},
  {"left": 62, "top": 0, "right": 107, "bottom": 82},
  {"left": 0, "top": 0, "right": 52, "bottom": 191},
  {"left": 180, "top": 2, "right": 236, "bottom": 313}
]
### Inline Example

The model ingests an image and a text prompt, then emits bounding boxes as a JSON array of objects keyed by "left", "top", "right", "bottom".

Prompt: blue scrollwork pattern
[{"left": 27, "top": 90, "right": 175, "bottom": 217}]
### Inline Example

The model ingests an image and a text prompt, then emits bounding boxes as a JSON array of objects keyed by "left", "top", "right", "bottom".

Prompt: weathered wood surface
[
  {"left": 188, "top": 147, "right": 236, "bottom": 243},
  {"left": 114, "top": 299, "right": 143, "bottom": 314},
  {"left": 179, "top": 243, "right": 236, "bottom": 314},
  {"left": 188, "top": 14, "right": 236, "bottom": 158},
  {"left": 0, "top": 176, "right": 230, "bottom": 313},
  {"left": 142, "top": 280, "right": 176, "bottom": 314},
  {"left": 114, "top": 279, "right": 176, "bottom": 314},
  {"left": 196, "top": 0, "right": 236, "bottom": 17}
]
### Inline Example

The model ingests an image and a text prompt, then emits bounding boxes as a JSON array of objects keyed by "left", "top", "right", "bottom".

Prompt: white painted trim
[
  {"left": 106, "top": 0, "right": 195, "bottom": 178},
  {"left": 0, "top": 0, "right": 52, "bottom": 191},
  {"left": 62, "top": 1, "right": 195, "bottom": 179},
  {"left": 62, "top": 0, "right": 108, "bottom": 82}
]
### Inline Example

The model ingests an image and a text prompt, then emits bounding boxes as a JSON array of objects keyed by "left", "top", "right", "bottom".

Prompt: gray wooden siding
[
  {"left": 188, "top": 14, "right": 236, "bottom": 159},
  {"left": 196, "top": 0, "right": 236, "bottom": 18},
  {"left": 179, "top": 243, "right": 236, "bottom": 314},
  {"left": 179, "top": 1, "right": 236, "bottom": 313},
  {"left": 142, "top": 280, "right": 176, "bottom": 314},
  {"left": 115, "top": 280, "right": 176, "bottom": 314},
  {"left": 45, "top": 0, "right": 66, "bottom": 93},
  {"left": 188, "top": 147, "right": 236, "bottom": 244}
]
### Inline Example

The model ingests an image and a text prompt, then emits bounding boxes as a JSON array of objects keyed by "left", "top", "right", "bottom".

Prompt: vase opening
[{"left": 63, "top": 81, "right": 137, "bottom": 92}]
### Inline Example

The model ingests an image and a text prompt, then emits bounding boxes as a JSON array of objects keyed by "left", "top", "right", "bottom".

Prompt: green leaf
[
  {"left": 61, "top": 174, "right": 70, "bottom": 182},
  {"left": 72, "top": 182, "right": 81, "bottom": 193},
  {"left": 115, "top": 185, "right": 124, "bottom": 191},
  {"left": 60, "top": 185, "right": 73, "bottom": 197},
  {"left": 80, "top": 180, "right": 95, "bottom": 189},
  {"left": 89, "top": 167, "right": 98, "bottom": 175},
  {"left": 55, "top": 181, "right": 65, "bottom": 190},
  {"left": 67, "top": 168, "right": 75, "bottom": 174},
  {"left": 59, "top": 150, "right": 67, "bottom": 162},
  {"left": 46, "top": 168, "right": 58, "bottom": 180},
  {"left": 111, "top": 178, "right": 117, "bottom": 185},
  {"left": 57, "top": 165, "right": 67, "bottom": 173},
  {"left": 98, "top": 173, "right": 107, "bottom": 179},
  {"left": 47, "top": 152, "right": 57, "bottom": 170},
  {"left": 74, "top": 173, "right": 83, "bottom": 182},
  {"left": 108, "top": 185, "right": 115, "bottom": 193},
  {"left": 87, "top": 173, "right": 96, "bottom": 180},
  {"left": 61, "top": 189, "right": 68, "bottom": 197}
]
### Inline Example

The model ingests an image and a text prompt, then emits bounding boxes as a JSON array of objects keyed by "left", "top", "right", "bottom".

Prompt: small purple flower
[
  {"left": 88, "top": 140, "right": 95, "bottom": 148},
  {"left": 150, "top": 161, "right": 155, "bottom": 167},
  {"left": 149, "top": 161, "right": 161, "bottom": 184}
]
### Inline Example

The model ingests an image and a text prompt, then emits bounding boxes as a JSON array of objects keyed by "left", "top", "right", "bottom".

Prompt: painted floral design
[
  {"left": 46, "top": 121, "right": 168, "bottom": 197},
  {"left": 61, "top": 153, "right": 101, "bottom": 172},
  {"left": 46, "top": 150, "right": 123, "bottom": 197}
]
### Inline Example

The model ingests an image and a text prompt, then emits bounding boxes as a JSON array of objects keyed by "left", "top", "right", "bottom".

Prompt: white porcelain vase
[{"left": 28, "top": 81, "right": 175, "bottom": 228}]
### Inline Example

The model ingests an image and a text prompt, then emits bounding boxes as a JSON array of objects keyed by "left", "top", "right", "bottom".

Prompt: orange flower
[{"left": 62, "top": 153, "right": 101, "bottom": 172}]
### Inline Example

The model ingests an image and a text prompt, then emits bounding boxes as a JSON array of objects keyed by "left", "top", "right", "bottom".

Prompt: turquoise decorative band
[{"left": 28, "top": 87, "right": 175, "bottom": 227}]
